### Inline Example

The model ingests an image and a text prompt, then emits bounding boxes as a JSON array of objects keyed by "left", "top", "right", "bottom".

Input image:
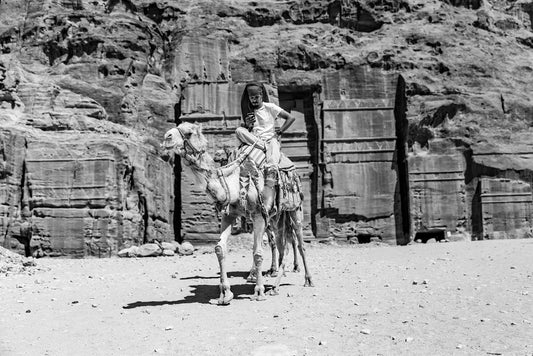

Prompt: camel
[
  {"left": 161, "top": 122, "right": 313, "bottom": 305},
  {"left": 213, "top": 148, "right": 302, "bottom": 278}
]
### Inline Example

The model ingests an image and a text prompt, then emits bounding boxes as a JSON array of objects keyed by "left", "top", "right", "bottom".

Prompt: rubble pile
[
  {"left": 117, "top": 241, "right": 195, "bottom": 258},
  {"left": 0, "top": 246, "right": 36, "bottom": 275}
]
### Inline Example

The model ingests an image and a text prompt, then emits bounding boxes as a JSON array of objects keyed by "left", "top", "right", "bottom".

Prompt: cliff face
[
  {"left": 0, "top": 0, "right": 177, "bottom": 256},
  {"left": 1, "top": 0, "right": 532, "bottom": 255}
]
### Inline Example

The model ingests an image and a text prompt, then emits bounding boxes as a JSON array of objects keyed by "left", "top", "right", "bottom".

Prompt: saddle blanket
[{"left": 278, "top": 169, "right": 303, "bottom": 211}]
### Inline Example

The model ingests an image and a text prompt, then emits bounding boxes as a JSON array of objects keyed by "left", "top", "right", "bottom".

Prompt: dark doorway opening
[
  {"left": 173, "top": 103, "right": 183, "bottom": 243},
  {"left": 173, "top": 157, "right": 183, "bottom": 243},
  {"left": 278, "top": 87, "right": 319, "bottom": 238},
  {"left": 414, "top": 230, "right": 446, "bottom": 243},
  {"left": 471, "top": 179, "right": 483, "bottom": 240},
  {"left": 394, "top": 75, "right": 411, "bottom": 245}
]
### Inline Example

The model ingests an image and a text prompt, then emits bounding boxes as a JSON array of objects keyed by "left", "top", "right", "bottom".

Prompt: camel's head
[
  {"left": 162, "top": 127, "right": 185, "bottom": 155},
  {"left": 161, "top": 122, "right": 208, "bottom": 160}
]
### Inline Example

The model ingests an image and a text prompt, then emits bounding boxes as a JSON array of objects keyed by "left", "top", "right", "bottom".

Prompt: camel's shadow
[
  {"left": 123, "top": 272, "right": 292, "bottom": 308},
  {"left": 179, "top": 271, "right": 250, "bottom": 280}
]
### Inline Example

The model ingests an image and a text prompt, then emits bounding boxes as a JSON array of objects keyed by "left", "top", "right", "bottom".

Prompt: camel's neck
[
  {"left": 182, "top": 151, "right": 229, "bottom": 205},
  {"left": 182, "top": 150, "right": 215, "bottom": 182}
]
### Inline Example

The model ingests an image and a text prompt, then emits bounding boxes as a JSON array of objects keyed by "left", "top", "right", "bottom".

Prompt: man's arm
[
  {"left": 243, "top": 112, "right": 255, "bottom": 131},
  {"left": 276, "top": 110, "right": 296, "bottom": 136}
]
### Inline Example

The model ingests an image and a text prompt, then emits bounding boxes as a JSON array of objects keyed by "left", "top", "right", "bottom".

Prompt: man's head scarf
[{"left": 240, "top": 82, "right": 270, "bottom": 120}]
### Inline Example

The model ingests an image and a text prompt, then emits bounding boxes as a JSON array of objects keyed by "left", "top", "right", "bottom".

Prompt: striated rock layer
[
  {"left": 0, "top": 0, "right": 177, "bottom": 256},
  {"left": 1, "top": 0, "right": 532, "bottom": 255}
]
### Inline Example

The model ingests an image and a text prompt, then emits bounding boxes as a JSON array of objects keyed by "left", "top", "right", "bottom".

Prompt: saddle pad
[
  {"left": 234, "top": 144, "right": 294, "bottom": 171},
  {"left": 238, "top": 159, "right": 263, "bottom": 212},
  {"left": 278, "top": 169, "right": 303, "bottom": 211},
  {"left": 234, "top": 145, "right": 266, "bottom": 168}
]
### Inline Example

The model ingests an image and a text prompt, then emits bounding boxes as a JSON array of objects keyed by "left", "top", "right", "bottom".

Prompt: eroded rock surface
[
  {"left": 0, "top": 0, "right": 177, "bottom": 256},
  {"left": 1, "top": 0, "right": 532, "bottom": 253}
]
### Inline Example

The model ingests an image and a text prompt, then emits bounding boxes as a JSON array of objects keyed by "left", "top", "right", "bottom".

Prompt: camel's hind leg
[
  {"left": 269, "top": 213, "right": 289, "bottom": 296},
  {"left": 290, "top": 232, "right": 300, "bottom": 273},
  {"left": 215, "top": 214, "right": 235, "bottom": 305},
  {"left": 290, "top": 208, "right": 314, "bottom": 287}
]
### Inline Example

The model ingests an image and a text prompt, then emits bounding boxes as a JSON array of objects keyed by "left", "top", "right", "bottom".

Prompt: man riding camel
[{"left": 234, "top": 82, "right": 296, "bottom": 216}]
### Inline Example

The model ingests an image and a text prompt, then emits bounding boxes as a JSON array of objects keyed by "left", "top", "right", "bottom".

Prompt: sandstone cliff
[{"left": 1, "top": 0, "right": 532, "bottom": 255}]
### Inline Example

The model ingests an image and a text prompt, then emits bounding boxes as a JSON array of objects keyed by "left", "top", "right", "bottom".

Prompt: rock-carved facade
[{"left": 1, "top": 0, "right": 532, "bottom": 256}]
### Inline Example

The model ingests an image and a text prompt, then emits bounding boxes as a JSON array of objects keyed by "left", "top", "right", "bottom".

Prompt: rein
[
  {"left": 178, "top": 127, "right": 264, "bottom": 209},
  {"left": 177, "top": 126, "right": 209, "bottom": 174},
  {"left": 211, "top": 139, "right": 265, "bottom": 208}
]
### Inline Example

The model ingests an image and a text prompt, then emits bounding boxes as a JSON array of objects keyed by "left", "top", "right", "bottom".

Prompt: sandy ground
[{"left": 1, "top": 238, "right": 532, "bottom": 356}]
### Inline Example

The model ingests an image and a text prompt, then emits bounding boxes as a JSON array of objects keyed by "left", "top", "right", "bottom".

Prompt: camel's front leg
[
  {"left": 247, "top": 228, "right": 277, "bottom": 282},
  {"left": 265, "top": 226, "right": 279, "bottom": 277},
  {"left": 215, "top": 215, "right": 235, "bottom": 305},
  {"left": 251, "top": 214, "right": 267, "bottom": 301}
]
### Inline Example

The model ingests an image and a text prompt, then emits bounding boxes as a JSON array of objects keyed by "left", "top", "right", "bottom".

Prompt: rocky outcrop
[
  {"left": 236, "top": 0, "right": 385, "bottom": 31},
  {"left": 0, "top": 245, "right": 37, "bottom": 274},
  {"left": 0, "top": 123, "right": 174, "bottom": 257},
  {"left": 1, "top": 0, "right": 532, "bottom": 252},
  {"left": 0, "top": 0, "right": 176, "bottom": 256},
  {"left": 443, "top": 0, "right": 482, "bottom": 9}
]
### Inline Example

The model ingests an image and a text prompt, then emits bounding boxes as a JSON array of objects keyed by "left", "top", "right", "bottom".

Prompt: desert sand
[{"left": 1, "top": 238, "right": 532, "bottom": 356}]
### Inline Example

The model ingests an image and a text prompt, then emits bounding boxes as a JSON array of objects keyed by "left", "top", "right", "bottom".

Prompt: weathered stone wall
[
  {"left": 0, "top": 124, "right": 174, "bottom": 256},
  {"left": 0, "top": 0, "right": 176, "bottom": 256},
  {"left": 467, "top": 142, "right": 533, "bottom": 240},
  {"left": 318, "top": 67, "right": 408, "bottom": 244},
  {"left": 176, "top": 37, "right": 243, "bottom": 241},
  {"left": 1, "top": 0, "right": 532, "bottom": 252},
  {"left": 479, "top": 178, "right": 532, "bottom": 240},
  {"left": 0, "top": 129, "right": 26, "bottom": 252},
  {"left": 409, "top": 140, "right": 469, "bottom": 241}
]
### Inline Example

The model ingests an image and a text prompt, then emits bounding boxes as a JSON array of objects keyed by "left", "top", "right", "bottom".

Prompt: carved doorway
[{"left": 278, "top": 88, "right": 320, "bottom": 239}]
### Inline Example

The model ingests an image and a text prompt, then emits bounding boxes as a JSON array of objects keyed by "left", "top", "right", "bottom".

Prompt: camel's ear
[{"left": 189, "top": 123, "right": 203, "bottom": 137}]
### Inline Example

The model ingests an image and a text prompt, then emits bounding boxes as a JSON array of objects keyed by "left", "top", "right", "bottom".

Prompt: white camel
[
  {"left": 162, "top": 122, "right": 313, "bottom": 305},
  {"left": 213, "top": 148, "right": 302, "bottom": 279}
]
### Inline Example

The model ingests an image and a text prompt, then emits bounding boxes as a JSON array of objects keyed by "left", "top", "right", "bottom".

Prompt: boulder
[
  {"left": 117, "top": 246, "right": 140, "bottom": 258},
  {"left": 161, "top": 241, "right": 180, "bottom": 252},
  {"left": 178, "top": 242, "right": 194, "bottom": 256},
  {"left": 137, "top": 244, "right": 162, "bottom": 257}
]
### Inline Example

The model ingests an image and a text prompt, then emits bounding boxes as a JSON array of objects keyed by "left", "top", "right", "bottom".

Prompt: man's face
[{"left": 247, "top": 86, "right": 263, "bottom": 108}]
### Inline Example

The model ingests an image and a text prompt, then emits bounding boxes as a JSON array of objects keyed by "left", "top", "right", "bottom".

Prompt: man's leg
[
  {"left": 267, "top": 137, "right": 281, "bottom": 165},
  {"left": 263, "top": 138, "right": 280, "bottom": 214},
  {"left": 235, "top": 127, "right": 266, "bottom": 151}
]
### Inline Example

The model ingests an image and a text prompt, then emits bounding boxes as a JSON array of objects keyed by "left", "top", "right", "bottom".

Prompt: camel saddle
[{"left": 233, "top": 144, "right": 302, "bottom": 212}]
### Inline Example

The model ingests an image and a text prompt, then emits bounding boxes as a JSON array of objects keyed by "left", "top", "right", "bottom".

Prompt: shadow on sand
[
  {"left": 179, "top": 271, "right": 272, "bottom": 280},
  {"left": 123, "top": 280, "right": 293, "bottom": 308},
  {"left": 123, "top": 284, "right": 252, "bottom": 308}
]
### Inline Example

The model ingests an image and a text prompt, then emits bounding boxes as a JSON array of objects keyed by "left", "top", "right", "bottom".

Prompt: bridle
[
  {"left": 173, "top": 125, "right": 266, "bottom": 210},
  {"left": 176, "top": 126, "right": 206, "bottom": 168}
]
